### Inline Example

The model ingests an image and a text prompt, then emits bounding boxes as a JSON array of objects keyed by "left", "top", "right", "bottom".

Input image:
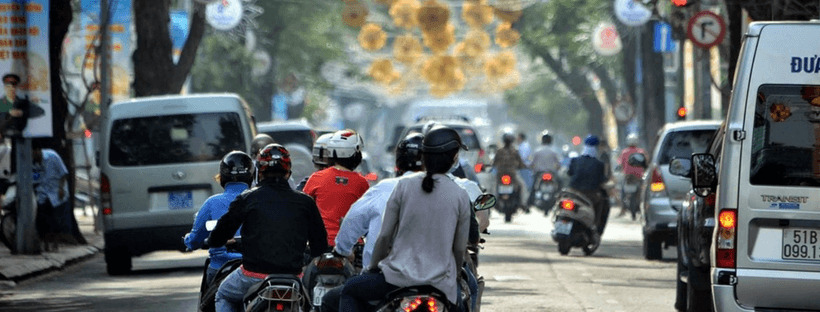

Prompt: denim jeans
[
  {"left": 215, "top": 269, "right": 264, "bottom": 312},
  {"left": 339, "top": 272, "right": 398, "bottom": 312},
  {"left": 464, "top": 265, "right": 479, "bottom": 312}
]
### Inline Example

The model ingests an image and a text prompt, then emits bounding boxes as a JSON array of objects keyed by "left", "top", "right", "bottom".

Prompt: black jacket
[
  {"left": 568, "top": 156, "right": 606, "bottom": 191},
  {"left": 208, "top": 176, "right": 328, "bottom": 274}
]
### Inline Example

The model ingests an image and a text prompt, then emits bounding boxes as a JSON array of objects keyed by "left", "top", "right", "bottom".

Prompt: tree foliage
[{"left": 505, "top": 69, "right": 589, "bottom": 139}]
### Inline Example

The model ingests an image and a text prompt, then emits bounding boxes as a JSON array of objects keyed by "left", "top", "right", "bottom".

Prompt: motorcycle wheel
[
  {"left": 557, "top": 240, "right": 571, "bottom": 255},
  {"left": 0, "top": 212, "right": 16, "bottom": 253},
  {"left": 582, "top": 238, "right": 599, "bottom": 256}
]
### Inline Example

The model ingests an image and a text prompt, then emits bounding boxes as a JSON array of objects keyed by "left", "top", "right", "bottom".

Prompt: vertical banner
[
  {"left": 0, "top": 0, "right": 51, "bottom": 137},
  {"left": 169, "top": 10, "right": 189, "bottom": 64},
  {"left": 80, "top": 0, "right": 132, "bottom": 108}
]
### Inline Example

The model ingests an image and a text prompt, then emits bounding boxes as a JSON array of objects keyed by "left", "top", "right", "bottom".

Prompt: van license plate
[
  {"left": 168, "top": 191, "right": 193, "bottom": 210},
  {"left": 782, "top": 228, "right": 820, "bottom": 260},
  {"left": 498, "top": 185, "right": 514, "bottom": 194}
]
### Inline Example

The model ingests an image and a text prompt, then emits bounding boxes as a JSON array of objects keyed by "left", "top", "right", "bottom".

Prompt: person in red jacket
[{"left": 302, "top": 129, "right": 369, "bottom": 247}]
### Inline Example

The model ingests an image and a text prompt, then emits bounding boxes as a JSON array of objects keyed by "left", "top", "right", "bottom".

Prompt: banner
[
  {"left": 80, "top": 0, "right": 132, "bottom": 107},
  {"left": 169, "top": 10, "right": 188, "bottom": 64},
  {"left": 0, "top": 0, "right": 51, "bottom": 138}
]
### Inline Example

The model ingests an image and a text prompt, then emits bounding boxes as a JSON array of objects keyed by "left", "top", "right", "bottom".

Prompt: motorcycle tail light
[
  {"left": 317, "top": 254, "right": 345, "bottom": 270},
  {"left": 541, "top": 173, "right": 553, "bottom": 181},
  {"left": 399, "top": 296, "right": 443, "bottom": 312},
  {"left": 364, "top": 172, "right": 378, "bottom": 181},
  {"left": 474, "top": 163, "right": 483, "bottom": 173},
  {"left": 716, "top": 209, "right": 737, "bottom": 268},
  {"left": 560, "top": 199, "right": 575, "bottom": 211},
  {"left": 501, "top": 175, "right": 512, "bottom": 185},
  {"left": 649, "top": 168, "right": 665, "bottom": 193},
  {"left": 275, "top": 303, "right": 285, "bottom": 311}
]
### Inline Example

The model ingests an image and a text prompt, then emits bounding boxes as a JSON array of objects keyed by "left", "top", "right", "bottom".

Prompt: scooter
[
  {"left": 621, "top": 174, "right": 641, "bottom": 221},
  {"left": 531, "top": 171, "right": 559, "bottom": 215},
  {"left": 495, "top": 173, "right": 519, "bottom": 223},
  {"left": 305, "top": 252, "right": 352, "bottom": 311},
  {"left": 551, "top": 189, "right": 601, "bottom": 256},
  {"left": 197, "top": 220, "right": 242, "bottom": 312}
]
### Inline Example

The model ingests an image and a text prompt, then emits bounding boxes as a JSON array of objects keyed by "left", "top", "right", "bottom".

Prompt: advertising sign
[
  {"left": 0, "top": 0, "right": 51, "bottom": 137},
  {"left": 592, "top": 22, "right": 622, "bottom": 56}
]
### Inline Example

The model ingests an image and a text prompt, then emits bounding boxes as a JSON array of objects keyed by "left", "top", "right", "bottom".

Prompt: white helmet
[
  {"left": 312, "top": 133, "right": 333, "bottom": 165},
  {"left": 326, "top": 129, "right": 364, "bottom": 159},
  {"left": 626, "top": 133, "right": 639, "bottom": 147}
]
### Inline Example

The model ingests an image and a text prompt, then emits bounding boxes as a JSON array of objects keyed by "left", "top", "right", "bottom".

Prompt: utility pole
[
  {"left": 15, "top": 138, "right": 37, "bottom": 254},
  {"left": 96, "top": 0, "right": 111, "bottom": 233}
]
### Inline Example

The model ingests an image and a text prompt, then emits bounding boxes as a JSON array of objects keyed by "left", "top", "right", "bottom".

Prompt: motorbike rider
[
  {"left": 517, "top": 132, "right": 534, "bottom": 191},
  {"left": 183, "top": 151, "right": 253, "bottom": 285},
  {"left": 296, "top": 132, "right": 333, "bottom": 191},
  {"left": 492, "top": 131, "right": 529, "bottom": 213},
  {"left": 529, "top": 131, "right": 562, "bottom": 207},
  {"left": 339, "top": 125, "right": 472, "bottom": 312},
  {"left": 208, "top": 144, "right": 328, "bottom": 312},
  {"left": 302, "top": 129, "right": 370, "bottom": 247},
  {"left": 617, "top": 133, "right": 646, "bottom": 217},
  {"left": 567, "top": 135, "right": 609, "bottom": 235}
]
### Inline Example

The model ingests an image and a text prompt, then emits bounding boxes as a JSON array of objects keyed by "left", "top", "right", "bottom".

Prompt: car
[
  {"left": 692, "top": 21, "right": 820, "bottom": 312},
  {"left": 256, "top": 120, "right": 317, "bottom": 185},
  {"left": 99, "top": 93, "right": 256, "bottom": 275},
  {"left": 397, "top": 116, "right": 488, "bottom": 181},
  {"left": 670, "top": 122, "right": 725, "bottom": 311},
  {"left": 639, "top": 120, "right": 721, "bottom": 260}
]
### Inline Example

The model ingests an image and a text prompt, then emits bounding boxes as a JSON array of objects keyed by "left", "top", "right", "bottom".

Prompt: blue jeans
[
  {"left": 215, "top": 269, "right": 264, "bottom": 312},
  {"left": 339, "top": 272, "right": 398, "bottom": 312},
  {"left": 464, "top": 265, "right": 479, "bottom": 312}
]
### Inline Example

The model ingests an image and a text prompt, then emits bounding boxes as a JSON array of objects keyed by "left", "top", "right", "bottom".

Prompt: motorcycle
[
  {"left": 621, "top": 174, "right": 641, "bottom": 221},
  {"left": 197, "top": 220, "right": 242, "bottom": 312},
  {"left": 0, "top": 178, "right": 22, "bottom": 253},
  {"left": 495, "top": 173, "right": 519, "bottom": 223},
  {"left": 530, "top": 171, "right": 559, "bottom": 215},
  {"left": 550, "top": 189, "right": 601, "bottom": 256},
  {"left": 305, "top": 252, "right": 352, "bottom": 311}
]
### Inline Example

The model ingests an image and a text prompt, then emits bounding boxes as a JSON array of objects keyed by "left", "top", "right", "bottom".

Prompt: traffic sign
[{"left": 686, "top": 11, "right": 726, "bottom": 49}]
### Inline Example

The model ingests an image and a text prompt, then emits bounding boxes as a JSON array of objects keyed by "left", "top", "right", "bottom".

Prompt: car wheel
[
  {"left": 643, "top": 233, "right": 662, "bottom": 260},
  {"left": 675, "top": 259, "right": 687, "bottom": 311},
  {"left": 105, "top": 246, "right": 132, "bottom": 275}
]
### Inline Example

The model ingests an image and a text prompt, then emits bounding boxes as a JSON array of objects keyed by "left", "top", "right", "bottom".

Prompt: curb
[{"left": 0, "top": 239, "right": 103, "bottom": 288}]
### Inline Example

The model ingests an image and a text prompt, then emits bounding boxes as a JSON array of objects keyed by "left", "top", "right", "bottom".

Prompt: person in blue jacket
[{"left": 183, "top": 151, "right": 254, "bottom": 284}]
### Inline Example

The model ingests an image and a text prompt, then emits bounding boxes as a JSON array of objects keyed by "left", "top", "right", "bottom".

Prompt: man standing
[{"left": 32, "top": 145, "right": 73, "bottom": 250}]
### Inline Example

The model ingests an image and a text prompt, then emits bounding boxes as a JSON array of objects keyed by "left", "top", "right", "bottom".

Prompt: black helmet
[
  {"left": 396, "top": 132, "right": 424, "bottom": 172},
  {"left": 540, "top": 130, "right": 553, "bottom": 144},
  {"left": 251, "top": 134, "right": 275, "bottom": 156},
  {"left": 422, "top": 125, "right": 468, "bottom": 153},
  {"left": 501, "top": 132, "right": 515, "bottom": 145},
  {"left": 257, "top": 143, "right": 291, "bottom": 176},
  {"left": 219, "top": 151, "right": 254, "bottom": 188}
]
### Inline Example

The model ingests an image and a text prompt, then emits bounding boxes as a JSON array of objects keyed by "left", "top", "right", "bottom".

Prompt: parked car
[
  {"left": 640, "top": 120, "right": 721, "bottom": 260},
  {"left": 256, "top": 120, "right": 316, "bottom": 184},
  {"left": 670, "top": 122, "right": 725, "bottom": 311}
]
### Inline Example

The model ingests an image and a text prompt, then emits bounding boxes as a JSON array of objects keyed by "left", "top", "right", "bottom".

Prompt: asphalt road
[{"left": 0, "top": 207, "right": 678, "bottom": 312}]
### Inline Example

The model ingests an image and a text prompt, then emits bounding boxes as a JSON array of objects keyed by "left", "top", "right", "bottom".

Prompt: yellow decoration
[
  {"left": 495, "top": 22, "right": 520, "bottom": 48},
  {"left": 493, "top": 8, "right": 522, "bottom": 23},
  {"left": 422, "top": 55, "right": 461, "bottom": 85},
  {"left": 375, "top": 0, "right": 395, "bottom": 5},
  {"left": 417, "top": 0, "right": 450, "bottom": 33},
  {"left": 422, "top": 23, "right": 455, "bottom": 54},
  {"left": 495, "top": 50, "right": 516, "bottom": 74},
  {"left": 389, "top": 0, "right": 420, "bottom": 29},
  {"left": 342, "top": 1, "right": 369, "bottom": 28},
  {"left": 393, "top": 34, "right": 424, "bottom": 64},
  {"left": 358, "top": 23, "right": 388, "bottom": 51},
  {"left": 462, "top": 0, "right": 493, "bottom": 29},
  {"left": 461, "top": 30, "right": 490, "bottom": 57},
  {"left": 368, "top": 59, "right": 400, "bottom": 85}
]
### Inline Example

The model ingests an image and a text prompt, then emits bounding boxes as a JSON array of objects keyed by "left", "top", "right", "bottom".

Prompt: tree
[{"left": 132, "top": 0, "right": 206, "bottom": 96}]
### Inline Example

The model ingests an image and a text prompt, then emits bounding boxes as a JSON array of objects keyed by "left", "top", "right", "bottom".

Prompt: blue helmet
[{"left": 584, "top": 135, "right": 600, "bottom": 146}]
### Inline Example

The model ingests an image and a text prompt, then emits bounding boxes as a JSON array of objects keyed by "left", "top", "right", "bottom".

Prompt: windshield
[
  {"left": 750, "top": 84, "right": 820, "bottom": 186},
  {"left": 109, "top": 112, "right": 245, "bottom": 166},
  {"left": 657, "top": 129, "right": 715, "bottom": 165}
]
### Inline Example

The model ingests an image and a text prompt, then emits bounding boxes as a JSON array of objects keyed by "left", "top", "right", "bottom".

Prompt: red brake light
[
  {"left": 716, "top": 209, "right": 737, "bottom": 268},
  {"left": 501, "top": 175, "right": 512, "bottom": 185},
  {"left": 650, "top": 168, "right": 665, "bottom": 192},
  {"left": 317, "top": 255, "right": 345, "bottom": 270},
  {"left": 364, "top": 172, "right": 378, "bottom": 181},
  {"left": 474, "top": 163, "right": 483, "bottom": 173},
  {"left": 560, "top": 199, "right": 575, "bottom": 210},
  {"left": 84, "top": 129, "right": 92, "bottom": 138},
  {"left": 276, "top": 303, "right": 285, "bottom": 311},
  {"left": 541, "top": 173, "right": 553, "bottom": 181},
  {"left": 101, "top": 173, "right": 112, "bottom": 215}
]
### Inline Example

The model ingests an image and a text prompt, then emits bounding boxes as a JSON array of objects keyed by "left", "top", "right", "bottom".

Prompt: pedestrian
[{"left": 33, "top": 144, "right": 79, "bottom": 251}]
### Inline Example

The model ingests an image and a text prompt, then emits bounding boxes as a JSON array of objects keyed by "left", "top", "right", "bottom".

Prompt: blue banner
[
  {"left": 169, "top": 10, "right": 188, "bottom": 64},
  {"left": 80, "top": 0, "right": 132, "bottom": 103}
]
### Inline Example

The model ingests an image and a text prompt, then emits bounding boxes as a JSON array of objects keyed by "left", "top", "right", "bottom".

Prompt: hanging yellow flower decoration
[
  {"left": 462, "top": 0, "right": 493, "bottom": 29},
  {"left": 368, "top": 59, "right": 400, "bottom": 85},
  {"left": 422, "top": 55, "right": 460, "bottom": 85},
  {"left": 342, "top": 1, "right": 369, "bottom": 28},
  {"left": 359, "top": 23, "right": 388, "bottom": 51},
  {"left": 430, "top": 71, "right": 465, "bottom": 97},
  {"left": 389, "top": 0, "right": 420, "bottom": 30},
  {"left": 495, "top": 50, "right": 516, "bottom": 74},
  {"left": 417, "top": 0, "right": 450, "bottom": 33},
  {"left": 493, "top": 8, "right": 522, "bottom": 23},
  {"left": 462, "top": 30, "right": 490, "bottom": 57},
  {"left": 422, "top": 23, "right": 455, "bottom": 54},
  {"left": 375, "top": 0, "right": 395, "bottom": 5},
  {"left": 495, "top": 22, "right": 520, "bottom": 48},
  {"left": 393, "top": 34, "right": 423, "bottom": 64}
]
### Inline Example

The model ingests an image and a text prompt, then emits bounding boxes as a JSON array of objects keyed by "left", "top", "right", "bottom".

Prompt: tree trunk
[
  {"left": 133, "top": 0, "right": 206, "bottom": 96},
  {"left": 641, "top": 21, "right": 666, "bottom": 151}
]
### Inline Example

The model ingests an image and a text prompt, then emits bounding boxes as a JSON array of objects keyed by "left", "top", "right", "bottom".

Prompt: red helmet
[{"left": 256, "top": 143, "right": 291, "bottom": 175}]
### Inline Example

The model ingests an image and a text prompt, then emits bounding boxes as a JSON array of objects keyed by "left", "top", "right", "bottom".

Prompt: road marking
[{"left": 492, "top": 275, "right": 532, "bottom": 281}]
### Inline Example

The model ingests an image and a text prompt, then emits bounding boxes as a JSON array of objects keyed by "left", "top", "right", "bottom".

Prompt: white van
[
  {"left": 688, "top": 21, "right": 820, "bottom": 311},
  {"left": 99, "top": 94, "right": 256, "bottom": 275}
]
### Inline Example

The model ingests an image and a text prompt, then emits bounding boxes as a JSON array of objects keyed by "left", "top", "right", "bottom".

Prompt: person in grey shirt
[{"left": 338, "top": 125, "right": 472, "bottom": 311}]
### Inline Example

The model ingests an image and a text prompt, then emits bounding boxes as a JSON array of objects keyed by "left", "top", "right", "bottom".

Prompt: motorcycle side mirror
[
  {"left": 627, "top": 153, "right": 648, "bottom": 168},
  {"left": 668, "top": 158, "right": 692, "bottom": 178},
  {"left": 691, "top": 153, "right": 717, "bottom": 197},
  {"left": 205, "top": 220, "right": 218, "bottom": 232},
  {"left": 473, "top": 194, "right": 496, "bottom": 211}
]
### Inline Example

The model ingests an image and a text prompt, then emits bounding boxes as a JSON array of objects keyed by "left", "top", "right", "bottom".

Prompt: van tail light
[
  {"left": 541, "top": 173, "right": 553, "bottom": 181},
  {"left": 501, "top": 175, "right": 512, "bottom": 185},
  {"left": 560, "top": 199, "right": 575, "bottom": 211},
  {"left": 474, "top": 163, "right": 483, "bottom": 173},
  {"left": 716, "top": 209, "right": 737, "bottom": 268},
  {"left": 101, "top": 173, "right": 112, "bottom": 215},
  {"left": 649, "top": 168, "right": 666, "bottom": 193}
]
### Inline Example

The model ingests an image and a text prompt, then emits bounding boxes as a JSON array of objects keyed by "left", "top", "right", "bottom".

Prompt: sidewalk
[{"left": 0, "top": 208, "right": 104, "bottom": 288}]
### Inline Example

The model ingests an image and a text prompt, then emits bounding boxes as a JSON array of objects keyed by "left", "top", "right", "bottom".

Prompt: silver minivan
[
  {"left": 99, "top": 94, "right": 256, "bottom": 275},
  {"left": 690, "top": 21, "right": 820, "bottom": 311}
]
